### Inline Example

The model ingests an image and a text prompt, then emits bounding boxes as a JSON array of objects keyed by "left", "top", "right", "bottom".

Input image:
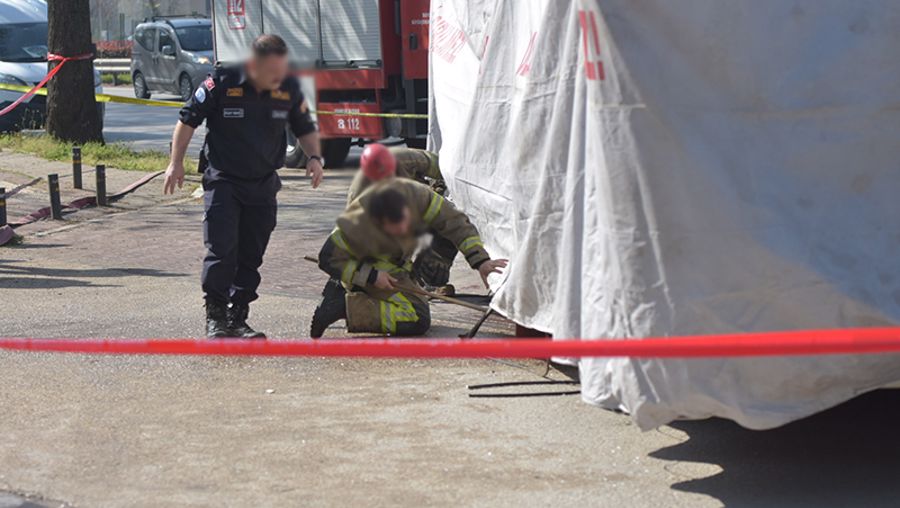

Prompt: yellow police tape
[{"left": 0, "top": 82, "right": 429, "bottom": 119}]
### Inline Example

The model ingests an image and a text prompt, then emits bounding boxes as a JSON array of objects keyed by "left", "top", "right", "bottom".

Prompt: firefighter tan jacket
[
  {"left": 325, "top": 178, "right": 490, "bottom": 289},
  {"left": 346, "top": 148, "right": 441, "bottom": 205}
]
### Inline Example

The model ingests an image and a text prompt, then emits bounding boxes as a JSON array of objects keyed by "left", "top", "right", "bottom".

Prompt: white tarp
[{"left": 428, "top": 0, "right": 900, "bottom": 429}]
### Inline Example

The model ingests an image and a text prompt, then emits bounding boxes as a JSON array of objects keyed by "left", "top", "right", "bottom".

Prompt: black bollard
[
  {"left": 72, "top": 146, "right": 82, "bottom": 189},
  {"left": 48, "top": 174, "right": 63, "bottom": 220},
  {"left": 0, "top": 187, "right": 6, "bottom": 227},
  {"left": 95, "top": 165, "right": 108, "bottom": 206}
]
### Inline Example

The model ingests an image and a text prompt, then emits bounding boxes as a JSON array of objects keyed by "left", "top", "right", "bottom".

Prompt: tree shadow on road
[
  {"left": 3, "top": 243, "right": 70, "bottom": 249},
  {"left": 0, "top": 277, "right": 118, "bottom": 289},
  {"left": 0, "top": 260, "right": 186, "bottom": 289},
  {"left": 651, "top": 389, "right": 900, "bottom": 507},
  {"left": 279, "top": 170, "right": 355, "bottom": 184}
]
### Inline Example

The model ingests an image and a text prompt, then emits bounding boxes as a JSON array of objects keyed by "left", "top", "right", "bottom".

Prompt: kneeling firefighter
[
  {"left": 310, "top": 179, "right": 507, "bottom": 337},
  {"left": 347, "top": 143, "right": 458, "bottom": 289}
]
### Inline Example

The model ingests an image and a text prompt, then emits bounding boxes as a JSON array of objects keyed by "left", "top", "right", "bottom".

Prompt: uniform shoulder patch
[
  {"left": 226, "top": 87, "right": 243, "bottom": 97},
  {"left": 271, "top": 90, "right": 290, "bottom": 101},
  {"left": 204, "top": 76, "right": 216, "bottom": 91},
  {"left": 194, "top": 86, "right": 206, "bottom": 103}
]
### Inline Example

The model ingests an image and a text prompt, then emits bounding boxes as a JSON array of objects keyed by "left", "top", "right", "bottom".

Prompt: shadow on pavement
[
  {"left": 0, "top": 261, "right": 186, "bottom": 289},
  {"left": 279, "top": 171, "right": 355, "bottom": 183},
  {"left": 4, "top": 243, "right": 70, "bottom": 250},
  {"left": 651, "top": 389, "right": 900, "bottom": 507},
  {"left": 0, "top": 490, "right": 66, "bottom": 508},
  {"left": 0, "top": 277, "right": 118, "bottom": 289}
]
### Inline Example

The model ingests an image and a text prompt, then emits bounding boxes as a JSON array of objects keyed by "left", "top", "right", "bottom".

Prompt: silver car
[{"left": 131, "top": 16, "right": 214, "bottom": 102}]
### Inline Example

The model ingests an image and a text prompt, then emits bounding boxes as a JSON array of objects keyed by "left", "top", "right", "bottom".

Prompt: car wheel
[
  {"left": 404, "top": 138, "right": 427, "bottom": 150},
  {"left": 0, "top": 118, "right": 22, "bottom": 133},
  {"left": 96, "top": 103, "right": 105, "bottom": 131},
  {"left": 322, "top": 138, "right": 352, "bottom": 168},
  {"left": 133, "top": 72, "right": 150, "bottom": 99},
  {"left": 284, "top": 125, "right": 308, "bottom": 168},
  {"left": 179, "top": 74, "right": 194, "bottom": 102}
]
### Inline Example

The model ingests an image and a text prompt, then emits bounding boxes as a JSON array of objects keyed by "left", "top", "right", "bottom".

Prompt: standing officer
[{"left": 163, "top": 34, "right": 323, "bottom": 339}]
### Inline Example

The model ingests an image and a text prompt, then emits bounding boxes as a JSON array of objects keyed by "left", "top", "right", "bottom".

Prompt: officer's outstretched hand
[
  {"left": 478, "top": 259, "right": 508, "bottom": 289},
  {"left": 306, "top": 159, "right": 324, "bottom": 189},
  {"left": 163, "top": 161, "right": 185, "bottom": 195},
  {"left": 373, "top": 270, "right": 397, "bottom": 291}
]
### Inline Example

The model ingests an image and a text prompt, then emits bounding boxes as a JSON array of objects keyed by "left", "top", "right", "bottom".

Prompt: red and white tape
[{"left": 3, "top": 327, "right": 900, "bottom": 358}]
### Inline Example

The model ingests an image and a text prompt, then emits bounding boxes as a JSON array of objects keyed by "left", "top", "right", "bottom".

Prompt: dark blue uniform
[{"left": 179, "top": 66, "right": 316, "bottom": 305}]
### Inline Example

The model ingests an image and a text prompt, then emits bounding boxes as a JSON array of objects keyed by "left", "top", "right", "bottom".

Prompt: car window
[
  {"left": 174, "top": 25, "right": 212, "bottom": 52},
  {"left": 135, "top": 27, "right": 155, "bottom": 51},
  {"left": 0, "top": 22, "right": 48, "bottom": 62},
  {"left": 158, "top": 30, "right": 174, "bottom": 52}
]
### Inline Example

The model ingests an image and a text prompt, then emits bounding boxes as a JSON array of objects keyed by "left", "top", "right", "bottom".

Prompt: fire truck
[{"left": 211, "top": 0, "right": 430, "bottom": 168}]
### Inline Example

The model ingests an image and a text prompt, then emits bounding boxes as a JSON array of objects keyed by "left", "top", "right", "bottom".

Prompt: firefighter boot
[
  {"left": 310, "top": 278, "right": 347, "bottom": 339},
  {"left": 412, "top": 247, "right": 453, "bottom": 290},
  {"left": 206, "top": 299, "right": 231, "bottom": 339},
  {"left": 227, "top": 303, "right": 267, "bottom": 339}
]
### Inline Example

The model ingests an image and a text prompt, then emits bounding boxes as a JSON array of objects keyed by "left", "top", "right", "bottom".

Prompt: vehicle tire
[
  {"left": 96, "top": 103, "right": 105, "bottom": 131},
  {"left": 0, "top": 118, "right": 22, "bottom": 133},
  {"left": 284, "top": 124, "right": 308, "bottom": 168},
  {"left": 322, "top": 138, "right": 352, "bottom": 168},
  {"left": 133, "top": 72, "right": 151, "bottom": 99},
  {"left": 179, "top": 74, "right": 193, "bottom": 102},
  {"left": 404, "top": 138, "right": 427, "bottom": 149}
]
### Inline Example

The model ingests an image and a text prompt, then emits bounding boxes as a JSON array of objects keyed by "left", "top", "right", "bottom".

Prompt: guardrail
[{"left": 95, "top": 58, "right": 131, "bottom": 85}]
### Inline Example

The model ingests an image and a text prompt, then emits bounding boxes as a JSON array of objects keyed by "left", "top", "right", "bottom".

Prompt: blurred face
[
  {"left": 247, "top": 54, "right": 289, "bottom": 91},
  {"left": 380, "top": 207, "right": 412, "bottom": 238}
]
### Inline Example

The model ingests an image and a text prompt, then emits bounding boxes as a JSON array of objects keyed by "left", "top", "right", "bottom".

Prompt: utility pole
[{"left": 46, "top": 0, "right": 103, "bottom": 144}]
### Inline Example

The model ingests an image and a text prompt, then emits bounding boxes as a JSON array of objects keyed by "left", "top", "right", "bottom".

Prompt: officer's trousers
[
  {"left": 201, "top": 177, "right": 277, "bottom": 305},
  {"left": 345, "top": 273, "right": 431, "bottom": 336}
]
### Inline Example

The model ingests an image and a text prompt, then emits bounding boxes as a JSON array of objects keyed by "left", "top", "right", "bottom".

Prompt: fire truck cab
[{"left": 211, "top": 0, "right": 430, "bottom": 168}]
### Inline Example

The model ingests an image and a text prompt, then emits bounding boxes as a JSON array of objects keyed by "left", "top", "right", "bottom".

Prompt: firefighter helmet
[{"left": 360, "top": 143, "right": 397, "bottom": 181}]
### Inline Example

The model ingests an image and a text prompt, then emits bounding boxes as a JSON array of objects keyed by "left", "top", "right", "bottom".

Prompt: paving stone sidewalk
[
  {"left": 1, "top": 150, "right": 511, "bottom": 338},
  {"left": 0, "top": 151, "right": 197, "bottom": 238}
]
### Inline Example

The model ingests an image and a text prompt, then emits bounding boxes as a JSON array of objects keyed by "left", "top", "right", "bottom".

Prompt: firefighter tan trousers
[{"left": 345, "top": 274, "right": 431, "bottom": 336}]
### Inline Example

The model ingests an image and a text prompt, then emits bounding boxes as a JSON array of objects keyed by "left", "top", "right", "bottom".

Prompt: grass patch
[
  {"left": 101, "top": 73, "right": 132, "bottom": 86},
  {"left": 0, "top": 134, "right": 193, "bottom": 173}
]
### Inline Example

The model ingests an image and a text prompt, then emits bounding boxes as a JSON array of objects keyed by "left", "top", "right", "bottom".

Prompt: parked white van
[{"left": 0, "top": 0, "right": 104, "bottom": 132}]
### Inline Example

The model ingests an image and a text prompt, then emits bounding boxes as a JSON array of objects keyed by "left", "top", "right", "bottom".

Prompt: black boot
[
  {"left": 206, "top": 299, "right": 231, "bottom": 339},
  {"left": 412, "top": 248, "right": 453, "bottom": 289},
  {"left": 310, "top": 278, "right": 347, "bottom": 339},
  {"left": 227, "top": 303, "right": 267, "bottom": 339}
]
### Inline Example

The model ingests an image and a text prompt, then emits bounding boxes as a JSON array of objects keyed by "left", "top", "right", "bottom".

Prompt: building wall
[{"left": 90, "top": 0, "right": 211, "bottom": 41}]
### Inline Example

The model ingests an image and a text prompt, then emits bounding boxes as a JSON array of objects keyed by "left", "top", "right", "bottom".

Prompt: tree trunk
[{"left": 46, "top": 0, "right": 103, "bottom": 144}]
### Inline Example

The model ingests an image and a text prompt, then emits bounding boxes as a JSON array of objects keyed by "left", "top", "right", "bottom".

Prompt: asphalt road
[
  {"left": 99, "top": 86, "right": 366, "bottom": 165},
  {"left": 100, "top": 86, "right": 203, "bottom": 155}
]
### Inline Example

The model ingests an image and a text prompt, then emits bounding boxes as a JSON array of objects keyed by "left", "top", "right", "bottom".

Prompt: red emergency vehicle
[{"left": 211, "top": 0, "right": 430, "bottom": 168}]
